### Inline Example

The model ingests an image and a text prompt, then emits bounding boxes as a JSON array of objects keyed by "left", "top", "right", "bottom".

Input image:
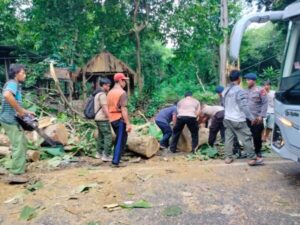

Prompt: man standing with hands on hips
[{"left": 107, "top": 73, "right": 132, "bottom": 166}]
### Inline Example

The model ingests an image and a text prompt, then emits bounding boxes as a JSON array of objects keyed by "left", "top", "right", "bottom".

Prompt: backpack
[{"left": 84, "top": 90, "right": 103, "bottom": 119}]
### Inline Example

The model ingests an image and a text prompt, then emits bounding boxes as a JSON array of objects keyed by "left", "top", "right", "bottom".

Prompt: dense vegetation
[{"left": 0, "top": 0, "right": 292, "bottom": 117}]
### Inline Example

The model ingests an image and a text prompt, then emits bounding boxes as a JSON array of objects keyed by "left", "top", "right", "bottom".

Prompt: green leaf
[
  {"left": 120, "top": 200, "right": 152, "bottom": 209},
  {"left": 27, "top": 181, "right": 44, "bottom": 192},
  {"left": 42, "top": 147, "right": 65, "bottom": 156},
  {"left": 148, "top": 124, "right": 162, "bottom": 140},
  {"left": 19, "top": 206, "right": 37, "bottom": 221},
  {"left": 163, "top": 205, "right": 182, "bottom": 217}
]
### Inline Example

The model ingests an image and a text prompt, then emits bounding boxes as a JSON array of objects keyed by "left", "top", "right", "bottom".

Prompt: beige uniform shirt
[
  {"left": 94, "top": 92, "right": 109, "bottom": 121},
  {"left": 202, "top": 105, "right": 224, "bottom": 118},
  {"left": 177, "top": 97, "right": 201, "bottom": 118}
]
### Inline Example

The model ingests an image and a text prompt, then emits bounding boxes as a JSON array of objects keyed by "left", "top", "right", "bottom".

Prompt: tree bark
[
  {"left": 132, "top": 0, "right": 147, "bottom": 93},
  {"left": 219, "top": 0, "right": 228, "bottom": 86}
]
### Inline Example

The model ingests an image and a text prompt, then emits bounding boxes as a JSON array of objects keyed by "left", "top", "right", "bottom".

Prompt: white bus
[{"left": 229, "top": 1, "right": 300, "bottom": 162}]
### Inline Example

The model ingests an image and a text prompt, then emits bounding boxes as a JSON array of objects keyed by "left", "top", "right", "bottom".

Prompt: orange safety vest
[{"left": 107, "top": 87, "right": 126, "bottom": 122}]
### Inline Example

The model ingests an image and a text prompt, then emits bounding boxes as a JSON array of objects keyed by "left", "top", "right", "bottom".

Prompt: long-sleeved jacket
[
  {"left": 223, "top": 83, "right": 255, "bottom": 122},
  {"left": 246, "top": 85, "right": 268, "bottom": 118}
]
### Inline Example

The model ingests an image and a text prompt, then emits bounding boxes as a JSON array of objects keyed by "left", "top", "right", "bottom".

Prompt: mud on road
[{"left": 0, "top": 155, "right": 300, "bottom": 225}]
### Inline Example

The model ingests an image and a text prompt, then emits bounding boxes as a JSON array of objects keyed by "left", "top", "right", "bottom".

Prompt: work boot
[
  {"left": 225, "top": 157, "right": 234, "bottom": 164},
  {"left": 5, "top": 174, "right": 29, "bottom": 184}
]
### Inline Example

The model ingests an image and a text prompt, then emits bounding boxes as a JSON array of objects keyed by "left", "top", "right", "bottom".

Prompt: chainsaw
[{"left": 15, "top": 114, "right": 58, "bottom": 147}]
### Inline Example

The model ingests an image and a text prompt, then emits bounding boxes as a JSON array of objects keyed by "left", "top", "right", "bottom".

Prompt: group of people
[
  {"left": 0, "top": 64, "right": 275, "bottom": 183},
  {"left": 0, "top": 64, "right": 132, "bottom": 183},
  {"left": 155, "top": 70, "right": 275, "bottom": 166}
]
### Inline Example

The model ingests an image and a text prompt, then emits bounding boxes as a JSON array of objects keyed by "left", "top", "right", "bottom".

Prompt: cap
[
  {"left": 114, "top": 73, "right": 129, "bottom": 81},
  {"left": 215, "top": 85, "right": 224, "bottom": 94},
  {"left": 229, "top": 70, "right": 241, "bottom": 81},
  {"left": 244, "top": 73, "right": 257, "bottom": 81}
]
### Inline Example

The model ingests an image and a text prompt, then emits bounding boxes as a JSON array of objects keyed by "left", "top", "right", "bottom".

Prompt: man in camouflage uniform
[
  {"left": 222, "top": 70, "right": 260, "bottom": 166},
  {"left": 244, "top": 73, "right": 268, "bottom": 161}
]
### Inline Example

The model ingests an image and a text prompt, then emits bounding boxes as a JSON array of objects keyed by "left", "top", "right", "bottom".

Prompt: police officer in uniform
[
  {"left": 244, "top": 73, "right": 268, "bottom": 161},
  {"left": 223, "top": 70, "right": 260, "bottom": 166}
]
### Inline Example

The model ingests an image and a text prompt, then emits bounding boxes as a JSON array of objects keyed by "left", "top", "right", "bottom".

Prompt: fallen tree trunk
[
  {"left": 177, "top": 126, "right": 209, "bottom": 152},
  {"left": 127, "top": 130, "right": 159, "bottom": 158},
  {"left": 0, "top": 147, "right": 40, "bottom": 162},
  {"left": 43, "top": 124, "right": 68, "bottom": 145}
]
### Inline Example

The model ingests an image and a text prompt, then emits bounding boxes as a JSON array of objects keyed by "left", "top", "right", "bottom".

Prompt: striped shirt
[{"left": 0, "top": 80, "right": 22, "bottom": 124}]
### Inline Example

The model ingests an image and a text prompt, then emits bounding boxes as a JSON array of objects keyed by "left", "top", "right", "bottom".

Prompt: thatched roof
[{"left": 79, "top": 51, "right": 136, "bottom": 79}]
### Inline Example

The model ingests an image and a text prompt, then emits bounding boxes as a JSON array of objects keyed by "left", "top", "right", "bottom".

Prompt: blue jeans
[{"left": 155, "top": 120, "right": 172, "bottom": 147}]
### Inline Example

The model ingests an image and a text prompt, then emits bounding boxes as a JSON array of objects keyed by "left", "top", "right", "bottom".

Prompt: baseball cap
[
  {"left": 229, "top": 70, "right": 241, "bottom": 81},
  {"left": 114, "top": 73, "right": 129, "bottom": 81},
  {"left": 215, "top": 85, "right": 224, "bottom": 94},
  {"left": 244, "top": 73, "right": 257, "bottom": 81}
]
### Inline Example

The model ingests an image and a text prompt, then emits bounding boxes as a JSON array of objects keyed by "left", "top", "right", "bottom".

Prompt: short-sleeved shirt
[
  {"left": 94, "top": 92, "right": 108, "bottom": 121},
  {"left": 0, "top": 80, "right": 22, "bottom": 124},
  {"left": 107, "top": 86, "right": 128, "bottom": 122},
  {"left": 155, "top": 105, "right": 177, "bottom": 124},
  {"left": 202, "top": 105, "right": 224, "bottom": 118},
  {"left": 177, "top": 97, "right": 201, "bottom": 118}
]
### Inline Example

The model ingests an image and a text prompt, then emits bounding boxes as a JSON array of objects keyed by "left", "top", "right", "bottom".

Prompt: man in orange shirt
[{"left": 107, "top": 73, "right": 132, "bottom": 166}]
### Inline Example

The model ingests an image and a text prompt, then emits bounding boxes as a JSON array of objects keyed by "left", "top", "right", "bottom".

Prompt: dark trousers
[
  {"left": 155, "top": 120, "right": 172, "bottom": 147},
  {"left": 208, "top": 111, "right": 225, "bottom": 146},
  {"left": 170, "top": 116, "right": 199, "bottom": 152},
  {"left": 247, "top": 119, "right": 264, "bottom": 157},
  {"left": 111, "top": 119, "right": 128, "bottom": 165}
]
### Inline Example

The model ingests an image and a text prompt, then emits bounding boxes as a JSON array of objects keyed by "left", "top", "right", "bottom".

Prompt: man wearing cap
[
  {"left": 222, "top": 70, "right": 259, "bottom": 165},
  {"left": 262, "top": 80, "right": 275, "bottom": 142},
  {"left": 107, "top": 73, "right": 132, "bottom": 166},
  {"left": 244, "top": 73, "right": 268, "bottom": 160},
  {"left": 215, "top": 85, "right": 242, "bottom": 155},
  {"left": 94, "top": 78, "right": 112, "bottom": 162},
  {"left": 215, "top": 85, "right": 224, "bottom": 106},
  {"left": 170, "top": 91, "right": 201, "bottom": 153}
]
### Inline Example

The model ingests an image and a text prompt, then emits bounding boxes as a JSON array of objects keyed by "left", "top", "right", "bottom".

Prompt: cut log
[
  {"left": 0, "top": 147, "right": 40, "bottom": 162},
  {"left": 0, "top": 134, "right": 10, "bottom": 146},
  {"left": 177, "top": 127, "right": 209, "bottom": 152},
  {"left": 38, "top": 117, "right": 54, "bottom": 129},
  {"left": 27, "top": 150, "right": 40, "bottom": 162},
  {"left": 43, "top": 123, "right": 68, "bottom": 145},
  {"left": 127, "top": 130, "right": 159, "bottom": 158},
  {"left": 0, "top": 146, "right": 10, "bottom": 155}
]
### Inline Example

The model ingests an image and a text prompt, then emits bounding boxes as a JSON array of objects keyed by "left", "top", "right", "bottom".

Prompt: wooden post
[{"left": 82, "top": 68, "right": 87, "bottom": 101}]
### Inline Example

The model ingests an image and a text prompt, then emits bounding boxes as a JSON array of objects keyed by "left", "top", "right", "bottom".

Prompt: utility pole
[{"left": 219, "top": 0, "right": 228, "bottom": 86}]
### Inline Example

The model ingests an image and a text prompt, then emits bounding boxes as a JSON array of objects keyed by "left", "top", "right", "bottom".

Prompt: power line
[{"left": 240, "top": 55, "right": 278, "bottom": 72}]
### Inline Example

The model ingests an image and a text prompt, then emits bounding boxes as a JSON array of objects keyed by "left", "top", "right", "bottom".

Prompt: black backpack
[{"left": 84, "top": 89, "right": 103, "bottom": 119}]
